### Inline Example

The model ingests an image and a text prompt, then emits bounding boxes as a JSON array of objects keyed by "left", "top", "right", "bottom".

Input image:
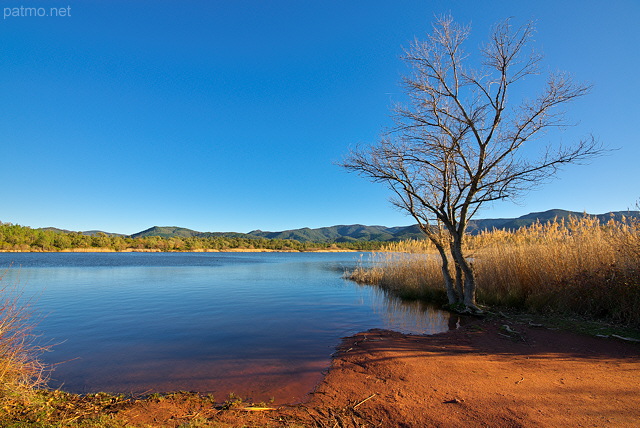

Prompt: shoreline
[
  {"left": 293, "top": 321, "right": 640, "bottom": 427},
  {"left": 0, "top": 248, "right": 359, "bottom": 253},
  {"left": 16, "top": 319, "right": 640, "bottom": 427}
]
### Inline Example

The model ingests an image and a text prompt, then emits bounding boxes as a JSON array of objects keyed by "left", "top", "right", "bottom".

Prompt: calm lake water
[{"left": 0, "top": 252, "right": 454, "bottom": 403}]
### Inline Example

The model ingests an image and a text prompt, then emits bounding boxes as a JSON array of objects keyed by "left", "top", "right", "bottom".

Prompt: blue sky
[{"left": 1, "top": 0, "right": 638, "bottom": 234}]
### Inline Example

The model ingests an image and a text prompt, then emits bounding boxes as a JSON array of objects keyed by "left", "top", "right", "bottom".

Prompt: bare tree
[{"left": 342, "top": 15, "right": 603, "bottom": 312}]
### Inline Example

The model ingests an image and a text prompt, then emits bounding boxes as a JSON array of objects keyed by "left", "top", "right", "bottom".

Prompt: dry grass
[
  {"left": 351, "top": 216, "right": 640, "bottom": 327},
  {"left": 0, "top": 271, "right": 50, "bottom": 421},
  {"left": 349, "top": 244, "right": 446, "bottom": 302}
]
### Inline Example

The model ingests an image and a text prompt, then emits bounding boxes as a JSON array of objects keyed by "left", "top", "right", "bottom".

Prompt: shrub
[{"left": 0, "top": 270, "right": 49, "bottom": 418}]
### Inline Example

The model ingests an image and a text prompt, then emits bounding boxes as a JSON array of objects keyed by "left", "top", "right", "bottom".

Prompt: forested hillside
[
  {"left": 128, "top": 210, "right": 640, "bottom": 242},
  {"left": 1, "top": 209, "right": 637, "bottom": 252},
  {"left": 247, "top": 210, "right": 639, "bottom": 241},
  {"left": 0, "top": 223, "right": 381, "bottom": 252}
]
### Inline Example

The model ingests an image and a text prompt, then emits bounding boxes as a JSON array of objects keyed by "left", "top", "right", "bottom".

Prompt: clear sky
[{"left": 1, "top": 0, "right": 638, "bottom": 234}]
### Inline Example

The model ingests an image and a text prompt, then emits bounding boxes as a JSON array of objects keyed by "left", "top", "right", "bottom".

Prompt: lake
[{"left": 0, "top": 252, "right": 455, "bottom": 403}]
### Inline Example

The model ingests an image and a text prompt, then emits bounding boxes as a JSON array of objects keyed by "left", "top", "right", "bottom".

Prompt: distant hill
[
  {"left": 39, "top": 227, "right": 125, "bottom": 237},
  {"left": 37, "top": 209, "right": 640, "bottom": 242},
  {"left": 466, "top": 209, "right": 639, "bottom": 234},
  {"left": 246, "top": 224, "right": 425, "bottom": 242},
  {"left": 130, "top": 226, "right": 201, "bottom": 239},
  {"left": 244, "top": 210, "right": 639, "bottom": 242}
]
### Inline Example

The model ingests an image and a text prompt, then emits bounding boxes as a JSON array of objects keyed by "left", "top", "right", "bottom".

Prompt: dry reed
[
  {"left": 351, "top": 216, "right": 640, "bottom": 326},
  {"left": 349, "top": 244, "right": 446, "bottom": 302}
]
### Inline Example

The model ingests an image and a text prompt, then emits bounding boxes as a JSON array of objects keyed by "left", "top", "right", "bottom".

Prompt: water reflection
[{"left": 364, "top": 285, "right": 456, "bottom": 334}]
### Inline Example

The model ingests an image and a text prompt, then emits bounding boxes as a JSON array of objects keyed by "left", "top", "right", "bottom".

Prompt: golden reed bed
[{"left": 351, "top": 216, "right": 640, "bottom": 327}]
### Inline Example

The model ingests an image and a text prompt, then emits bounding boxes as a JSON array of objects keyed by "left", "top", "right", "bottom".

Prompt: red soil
[{"left": 116, "top": 319, "right": 640, "bottom": 427}]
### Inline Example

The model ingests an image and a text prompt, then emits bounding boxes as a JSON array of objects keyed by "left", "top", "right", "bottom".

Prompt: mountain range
[{"left": 117, "top": 209, "right": 638, "bottom": 243}]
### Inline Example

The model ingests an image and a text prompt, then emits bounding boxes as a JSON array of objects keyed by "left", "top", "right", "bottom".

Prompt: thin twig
[{"left": 353, "top": 393, "right": 376, "bottom": 409}]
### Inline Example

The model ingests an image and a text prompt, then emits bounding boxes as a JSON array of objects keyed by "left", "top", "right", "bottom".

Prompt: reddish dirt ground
[{"left": 116, "top": 319, "right": 640, "bottom": 427}]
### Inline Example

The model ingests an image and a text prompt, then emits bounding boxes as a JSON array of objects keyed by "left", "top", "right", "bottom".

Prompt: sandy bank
[{"left": 113, "top": 319, "right": 639, "bottom": 427}]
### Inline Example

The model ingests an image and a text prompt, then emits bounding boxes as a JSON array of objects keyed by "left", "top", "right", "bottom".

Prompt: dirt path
[{"left": 117, "top": 320, "right": 640, "bottom": 427}]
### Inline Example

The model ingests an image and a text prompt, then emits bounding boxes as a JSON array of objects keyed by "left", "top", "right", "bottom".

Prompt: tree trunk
[
  {"left": 462, "top": 261, "right": 477, "bottom": 309},
  {"left": 420, "top": 224, "right": 460, "bottom": 305},
  {"left": 451, "top": 244, "right": 464, "bottom": 302},
  {"left": 435, "top": 243, "right": 457, "bottom": 304},
  {"left": 450, "top": 234, "right": 479, "bottom": 311}
]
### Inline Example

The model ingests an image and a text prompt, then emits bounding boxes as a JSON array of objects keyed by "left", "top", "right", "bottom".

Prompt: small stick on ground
[
  {"left": 240, "top": 406, "right": 277, "bottom": 411},
  {"left": 353, "top": 394, "right": 376, "bottom": 409}
]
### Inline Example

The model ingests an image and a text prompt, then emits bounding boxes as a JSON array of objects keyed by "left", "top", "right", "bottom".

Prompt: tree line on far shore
[{"left": 0, "top": 223, "right": 384, "bottom": 252}]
